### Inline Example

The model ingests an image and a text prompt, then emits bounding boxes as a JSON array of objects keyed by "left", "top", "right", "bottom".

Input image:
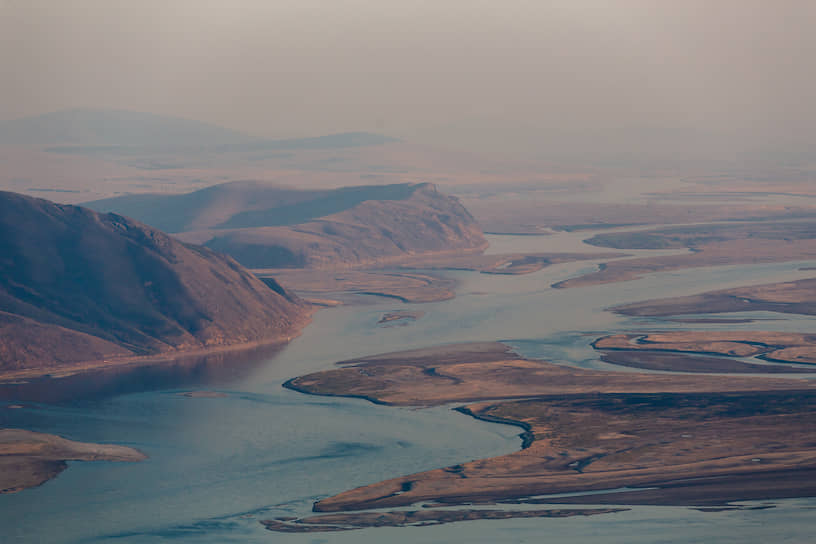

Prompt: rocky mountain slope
[
  {"left": 0, "top": 191, "right": 310, "bottom": 374},
  {"left": 87, "top": 182, "right": 487, "bottom": 269}
]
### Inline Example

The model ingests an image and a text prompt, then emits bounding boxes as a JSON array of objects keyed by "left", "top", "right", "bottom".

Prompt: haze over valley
[{"left": 3, "top": 2, "right": 816, "bottom": 543}]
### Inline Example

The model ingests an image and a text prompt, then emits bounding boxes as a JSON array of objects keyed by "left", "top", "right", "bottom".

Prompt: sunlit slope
[{"left": 87, "top": 182, "right": 487, "bottom": 268}]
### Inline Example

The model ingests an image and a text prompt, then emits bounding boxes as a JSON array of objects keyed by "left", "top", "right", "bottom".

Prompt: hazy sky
[{"left": 2, "top": 0, "right": 815, "bottom": 158}]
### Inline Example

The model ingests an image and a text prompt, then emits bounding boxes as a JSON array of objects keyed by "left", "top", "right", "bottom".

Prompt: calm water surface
[{"left": 2, "top": 232, "right": 816, "bottom": 543}]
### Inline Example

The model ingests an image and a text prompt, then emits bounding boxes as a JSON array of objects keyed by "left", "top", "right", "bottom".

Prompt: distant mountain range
[
  {"left": 0, "top": 109, "right": 398, "bottom": 150},
  {"left": 86, "top": 182, "right": 488, "bottom": 269},
  {"left": 0, "top": 191, "right": 311, "bottom": 374}
]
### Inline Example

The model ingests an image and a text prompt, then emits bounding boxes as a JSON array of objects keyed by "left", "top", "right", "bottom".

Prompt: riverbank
[
  {"left": 0, "top": 429, "right": 146, "bottom": 494},
  {"left": 0, "top": 311, "right": 315, "bottom": 385},
  {"left": 284, "top": 342, "right": 816, "bottom": 519},
  {"left": 594, "top": 331, "right": 816, "bottom": 366},
  {"left": 553, "top": 222, "right": 816, "bottom": 289},
  {"left": 261, "top": 507, "right": 627, "bottom": 532}
]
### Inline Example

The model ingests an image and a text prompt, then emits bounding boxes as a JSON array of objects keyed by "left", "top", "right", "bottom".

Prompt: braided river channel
[{"left": 3, "top": 229, "right": 816, "bottom": 543}]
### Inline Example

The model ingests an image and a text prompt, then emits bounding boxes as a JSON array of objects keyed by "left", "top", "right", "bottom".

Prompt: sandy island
[
  {"left": 594, "top": 331, "right": 816, "bottom": 367},
  {"left": 177, "top": 390, "right": 228, "bottom": 398},
  {"left": 554, "top": 223, "right": 816, "bottom": 289},
  {"left": 0, "top": 429, "right": 146, "bottom": 494},
  {"left": 262, "top": 507, "right": 627, "bottom": 533},
  {"left": 612, "top": 277, "right": 816, "bottom": 318},
  {"left": 377, "top": 310, "right": 425, "bottom": 326},
  {"left": 282, "top": 342, "right": 816, "bottom": 522}
]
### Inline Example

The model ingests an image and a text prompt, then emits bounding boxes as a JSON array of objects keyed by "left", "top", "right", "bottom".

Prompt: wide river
[{"left": 3, "top": 230, "right": 816, "bottom": 543}]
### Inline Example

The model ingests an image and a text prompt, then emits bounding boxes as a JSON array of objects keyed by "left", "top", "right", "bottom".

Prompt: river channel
[{"left": 2, "top": 229, "right": 816, "bottom": 543}]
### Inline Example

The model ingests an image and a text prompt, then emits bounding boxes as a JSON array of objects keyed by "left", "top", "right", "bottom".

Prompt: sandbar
[
  {"left": 284, "top": 342, "right": 816, "bottom": 514},
  {"left": 262, "top": 507, "right": 627, "bottom": 532},
  {"left": 0, "top": 429, "right": 146, "bottom": 494}
]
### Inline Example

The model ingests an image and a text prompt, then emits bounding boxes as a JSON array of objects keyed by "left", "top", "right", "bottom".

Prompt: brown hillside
[
  {"left": 0, "top": 191, "right": 310, "bottom": 374},
  {"left": 88, "top": 182, "right": 487, "bottom": 269}
]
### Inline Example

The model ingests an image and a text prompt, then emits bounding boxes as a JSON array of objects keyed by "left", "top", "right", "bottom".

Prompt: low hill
[
  {"left": 0, "top": 191, "right": 310, "bottom": 375},
  {"left": 84, "top": 182, "right": 421, "bottom": 233},
  {"left": 0, "top": 109, "right": 398, "bottom": 151},
  {"left": 0, "top": 109, "right": 255, "bottom": 147},
  {"left": 86, "top": 182, "right": 487, "bottom": 269}
]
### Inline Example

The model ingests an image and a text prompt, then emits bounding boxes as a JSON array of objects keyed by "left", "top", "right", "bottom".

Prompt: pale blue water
[{"left": 2, "top": 232, "right": 816, "bottom": 543}]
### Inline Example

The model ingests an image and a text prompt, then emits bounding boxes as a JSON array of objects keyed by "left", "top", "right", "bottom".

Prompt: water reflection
[{"left": 0, "top": 343, "right": 287, "bottom": 403}]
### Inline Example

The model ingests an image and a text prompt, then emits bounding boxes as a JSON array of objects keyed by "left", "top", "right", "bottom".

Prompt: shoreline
[
  {"left": 261, "top": 507, "right": 628, "bottom": 533},
  {"left": 452, "top": 405, "right": 535, "bottom": 449},
  {"left": 282, "top": 376, "right": 392, "bottom": 406},
  {"left": 282, "top": 342, "right": 816, "bottom": 515},
  {"left": 0, "top": 429, "right": 147, "bottom": 495},
  {"left": 0, "top": 311, "right": 315, "bottom": 385},
  {"left": 592, "top": 332, "right": 816, "bottom": 367},
  {"left": 313, "top": 391, "right": 816, "bottom": 513}
]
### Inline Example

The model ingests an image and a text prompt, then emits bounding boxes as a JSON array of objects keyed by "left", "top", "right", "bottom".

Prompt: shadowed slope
[{"left": 0, "top": 191, "right": 310, "bottom": 374}]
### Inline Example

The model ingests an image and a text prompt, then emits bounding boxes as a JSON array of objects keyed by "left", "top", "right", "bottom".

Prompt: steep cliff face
[
  {"left": 88, "top": 182, "right": 487, "bottom": 269},
  {"left": 0, "top": 191, "right": 310, "bottom": 373}
]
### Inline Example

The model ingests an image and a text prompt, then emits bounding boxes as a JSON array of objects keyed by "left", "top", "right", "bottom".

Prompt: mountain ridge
[
  {"left": 0, "top": 190, "right": 311, "bottom": 376},
  {"left": 0, "top": 109, "right": 398, "bottom": 150},
  {"left": 87, "top": 182, "right": 488, "bottom": 269}
]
